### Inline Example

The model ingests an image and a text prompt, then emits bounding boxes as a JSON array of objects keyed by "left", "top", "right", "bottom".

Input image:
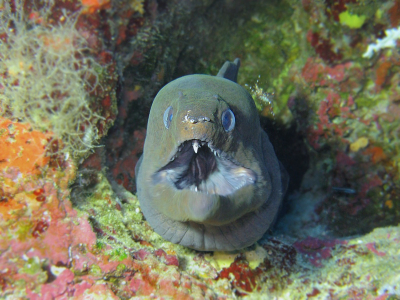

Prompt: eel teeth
[
  {"left": 192, "top": 140, "right": 200, "bottom": 153},
  {"left": 211, "top": 149, "right": 219, "bottom": 157}
]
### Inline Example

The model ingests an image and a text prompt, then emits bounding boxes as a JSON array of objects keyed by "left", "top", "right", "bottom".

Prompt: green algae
[
  {"left": 89, "top": 264, "right": 103, "bottom": 277},
  {"left": 95, "top": 241, "right": 105, "bottom": 250},
  {"left": 20, "top": 257, "right": 43, "bottom": 276},
  {"left": 72, "top": 169, "right": 163, "bottom": 252},
  {"left": 108, "top": 248, "right": 129, "bottom": 261},
  {"left": 236, "top": 1, "right": 300, "bottom": 122},
  {"left": 115, "top": 263, "right": 126, "bottom": 274},
  {"left": 15, "top": 219, "right": 33, "bottom": 241},
  {"left": 339, "top": 11, "right": 366, "bottom": 29}
]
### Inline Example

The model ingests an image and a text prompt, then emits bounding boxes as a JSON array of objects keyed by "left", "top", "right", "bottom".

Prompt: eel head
[{"left": 141, "top": 76, "right": 272, "bottom": 226}]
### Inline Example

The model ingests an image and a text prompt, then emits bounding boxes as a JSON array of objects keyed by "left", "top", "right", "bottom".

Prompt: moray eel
[{"left": 136, "top": 59, "right": 287, "bottom": 251}]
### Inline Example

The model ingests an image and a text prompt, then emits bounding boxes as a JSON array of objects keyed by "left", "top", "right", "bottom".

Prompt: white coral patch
[{"left": 363, "top": 26, "right": 400, "bottom": 58}]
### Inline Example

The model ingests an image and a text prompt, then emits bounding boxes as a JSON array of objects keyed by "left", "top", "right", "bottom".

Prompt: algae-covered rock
[{"left": 71, "top": 171, "right": 400, "bottom": 299}]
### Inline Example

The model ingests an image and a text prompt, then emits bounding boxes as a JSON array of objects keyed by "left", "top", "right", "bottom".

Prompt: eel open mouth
[{"left": 153, "top": 139, "right": 256, "bottom": 196}]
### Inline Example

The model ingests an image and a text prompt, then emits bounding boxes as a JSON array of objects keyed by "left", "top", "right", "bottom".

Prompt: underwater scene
[{"left": 1, "top": 0, "right": 399, "bottom": 298}]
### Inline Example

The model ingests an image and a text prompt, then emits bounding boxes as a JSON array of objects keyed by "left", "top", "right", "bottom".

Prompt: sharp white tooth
[
  {"left": 193, "top": 140, "right": 200, "bottom": 153},
  {"left": 195, "top": 186, "right": 198, "bottom": 191}
]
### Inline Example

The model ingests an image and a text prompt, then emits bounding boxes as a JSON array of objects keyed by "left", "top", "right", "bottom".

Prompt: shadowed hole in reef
[
  {"left": 260, "top": 117, "right": 309, "bottom": 194},
  {"left": 104, "top": 96, "right": 150, "bottom": 192},
  {"left": 69, "top": 168, "right": 100, "bottom": 208},
  {"left": 259, "top": 117, "right": 310, "bottom": 223}
]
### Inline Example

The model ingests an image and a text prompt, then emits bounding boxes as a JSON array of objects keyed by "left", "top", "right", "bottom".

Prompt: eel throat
[{"left": 153, "top": 139, "right": 256, "bottom": 196}]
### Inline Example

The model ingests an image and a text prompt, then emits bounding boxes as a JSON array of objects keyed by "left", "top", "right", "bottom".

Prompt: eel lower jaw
[{"left": 152, "top": 139, "right": 256, "bottom": 196}]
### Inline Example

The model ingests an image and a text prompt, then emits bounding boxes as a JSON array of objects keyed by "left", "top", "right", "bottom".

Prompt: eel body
[{"left": 136, "top": 59, "right": 286, "bottom": 251}]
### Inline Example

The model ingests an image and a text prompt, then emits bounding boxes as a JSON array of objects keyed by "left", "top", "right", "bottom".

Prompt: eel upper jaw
[{"left": 152, "top": 139, "right": 256, "bottom": 196}]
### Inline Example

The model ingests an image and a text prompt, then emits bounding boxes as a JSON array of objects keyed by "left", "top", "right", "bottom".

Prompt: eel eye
[
  {"left": 163, "top": 106, "right": 173, "bottom": 129},
  {"left": 221, "top": 108, "right": 235, "bottom": 132}
]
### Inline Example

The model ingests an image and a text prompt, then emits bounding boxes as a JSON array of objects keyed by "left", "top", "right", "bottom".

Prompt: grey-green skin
[{"left": 136, "top": 59, "right": 286, "bottom": 251}]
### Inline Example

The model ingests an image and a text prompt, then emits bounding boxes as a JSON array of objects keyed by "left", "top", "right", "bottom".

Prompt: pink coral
[
  {"left": 294, "top": 237, "right": 347, "bottom": 267},
  {"left": 365, "top": 242, "right": 386, "bottom": 257}
]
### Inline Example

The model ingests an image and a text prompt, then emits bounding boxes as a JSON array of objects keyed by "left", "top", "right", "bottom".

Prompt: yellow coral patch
[
  {"left": 245, "top": 245, "right": 268, "bottom": 269},
  {"left": 204, "top": 251, "right": 237, "bottom": 271},
  {"left": 350, "top": 137, "right": 369, "bottom": 152},
  {"left": 385, "top": 200, "right": 393, "bottom": 209},
  {"left": 131, "top": 0, "right": 145, "bottom": 15},
  {"left": 204, "top": 244, "right": 268, "bottom": 271}
]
